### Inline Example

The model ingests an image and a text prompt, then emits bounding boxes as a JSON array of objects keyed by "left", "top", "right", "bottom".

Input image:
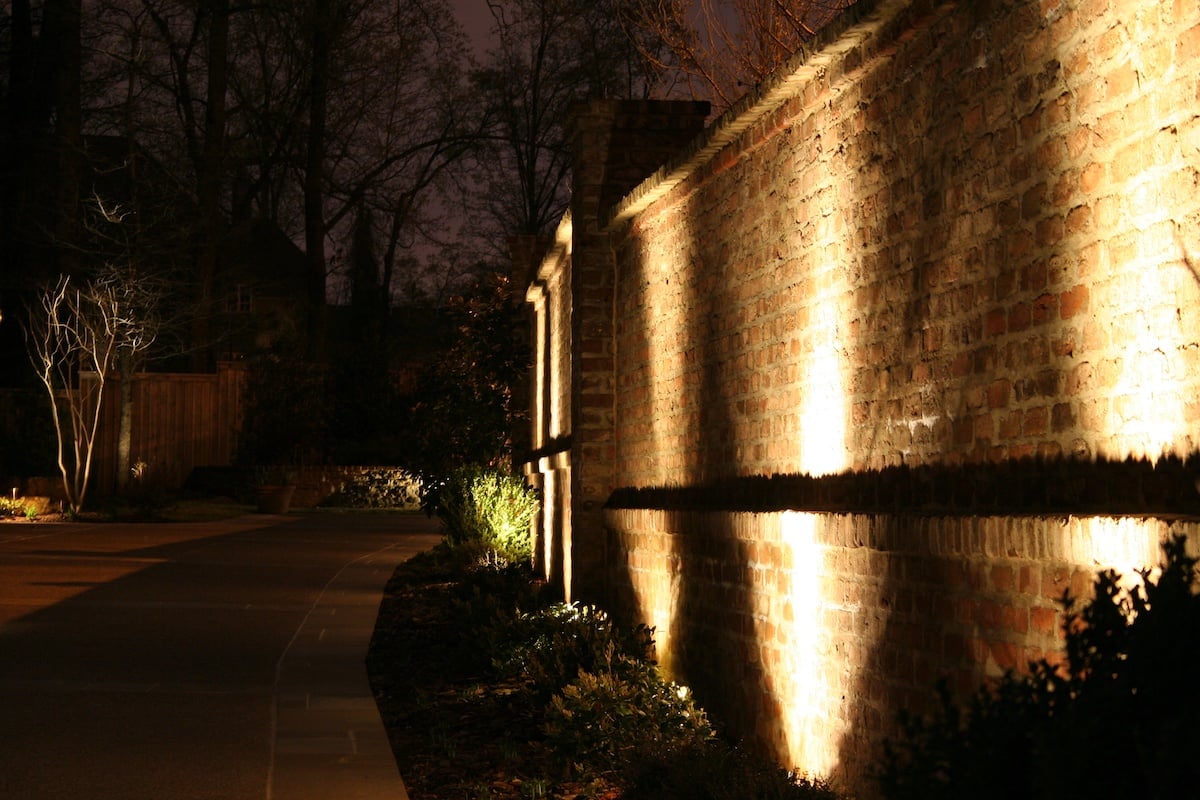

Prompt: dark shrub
[
  {"left": 626, "top": 739, "right": 843, "bottom": 800},
  {"left": 544, "top": 655, "right": 714, "bottom": 775},
  {"left": 489, "top": 602, "right": 655, "bottom": 696},
  {"left": 878, "top": 534, "right": 1200, "bottom": 800}
]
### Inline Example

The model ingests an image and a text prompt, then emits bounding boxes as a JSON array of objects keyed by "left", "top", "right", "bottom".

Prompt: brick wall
[
  {"left": 524, "top": 0, "right": 1200, "bottom": 794},
  {"left": 604, "top": 508, "right": 1200, "bottom": 792},
  {"left": 612, "top": 0, "right": 1200, "bottom": 482}
]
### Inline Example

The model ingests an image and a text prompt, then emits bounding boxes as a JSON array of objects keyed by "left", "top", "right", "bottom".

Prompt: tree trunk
[
  {"left": 2, "top": 1, "right": 37, "bottom": 285},
  {"left": 46, "top": 0, "right": 84, "bottom": 279},
  {"left": 303, "top": 0, "right": 332, "bottom": 361},
  {"left": 116, "top": 349, "right": 134, "bottom": 494},
  {"left": 191, "top": 0, "right": 230, "bottom": 371}
]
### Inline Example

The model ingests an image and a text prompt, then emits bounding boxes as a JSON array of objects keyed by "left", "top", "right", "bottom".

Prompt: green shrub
[
  {"left": 450, "top": 550, "right": 552, "bottom": 672},
  {"left": 544, "top": 655, "right": 714, "bottom": 775},
  {"left": 877, "top": 534, "right": 1200, "bottom": 800},
  {"left": 322, "top": 467, "right": 422, "bottom": 509},
  {"left": 489, "top": 602, "right": 655, "bottom": 695},
  {"left": 0, "top": 496, "right": 23, "bottom": 518},
  {"left": 436, "top": 464, "right": 539, "bottom": 563},
  {"left": 397, "top": 542, "right": 847, "bottom": 797}
]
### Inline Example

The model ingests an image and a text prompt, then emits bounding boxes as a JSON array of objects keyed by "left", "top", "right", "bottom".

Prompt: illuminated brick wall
[
  {"left": 604, "top": 509, "right": 1199, "bottom": 792},
  {"left": 524, "top": 0, "right": 1200, "bottom": 794},
  {"left": 611, "top": 0, "right": 1200, "bottom": 482},
  {"left": 524, "top": 101, "right": 711, "bottom": 600}
]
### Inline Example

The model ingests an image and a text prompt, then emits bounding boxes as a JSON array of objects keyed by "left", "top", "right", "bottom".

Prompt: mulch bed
[{"left": 366, "top": 553, "right": 622, "bottom": 800}]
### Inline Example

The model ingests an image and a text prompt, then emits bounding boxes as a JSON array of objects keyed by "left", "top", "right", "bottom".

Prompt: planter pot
[{"left": 255, "top": 485, "right": 296, "bottom": 514}]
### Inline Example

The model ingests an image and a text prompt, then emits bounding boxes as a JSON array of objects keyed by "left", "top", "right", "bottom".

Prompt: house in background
[{"left": 214, "top": 217, "right": 310, "bottom": 359}]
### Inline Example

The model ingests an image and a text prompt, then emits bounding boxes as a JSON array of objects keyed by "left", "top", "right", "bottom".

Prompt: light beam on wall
[
  {"left": 775, "top": 512, "right": 842, "bottom": 777},
  {"left": 798, "top": 298, "right": 850, "bottom": 476},
  {"left": 1098, "top": 169, "right": 1200, "bottom": 462},
  {"left": 550, "top": 215, "right": 573, "bottom": 439}
]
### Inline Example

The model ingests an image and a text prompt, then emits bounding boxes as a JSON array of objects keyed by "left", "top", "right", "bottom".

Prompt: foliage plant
[
  {"left": 237, "top": 353, "right": 330, "bottom": 468},
  {"left": 371, "top": 540, "right": 848, "bottom": 799},
  {"left": 404, "top": 273, "right": 530, "bottom": 488},
  {"left": 545, "top": 655, "right": 715, "bottom": 775},
  {"left": 450, "top": 549, "right": 551, "bottom": 673},
  {"left": 877, "top": 534, "right": 1200, "bottom": 800},
  {"left": 489, "top": 602, "right": 656, "bottom": 696},
  {"left": 321, "top": 467, "right": 422, "bottom": 509},
  {"left": 435, "top": 464, "right": 539, "bottom": 564},
  {"left": 0, "top": 496, "right": 26, "bottom": 519}
]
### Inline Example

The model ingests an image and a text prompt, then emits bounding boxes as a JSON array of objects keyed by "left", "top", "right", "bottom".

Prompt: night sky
[{"left": 452, "top": 0, "right": 495, "bottom": 53}]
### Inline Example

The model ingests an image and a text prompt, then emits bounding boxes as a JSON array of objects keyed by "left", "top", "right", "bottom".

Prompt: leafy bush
[
  {"left": 403, "top": 274, "right": 530, "bottom": 484},
  {"left": 322, "top": 467, "right": 422, "bottom": 509},
  {"left": 877, "top": 534, "right": 1200, "bottom": 800},
  {"left": 436, "top": 464, "right": 539, "bottom": 563},
  {"left": 237, "top": 354, "right": 330, "bottom": 467},
  {"left": 489, "top": 602, "right": 655, "bottom": 695},
  {"left": 380, "top": 541, "right": 847, "bottom": 798},
  {"left": 544, "top": 655, "right": 715, "bottom": 774},
  {"left": 450, "top": 550, "right": 552, "bottom": 673},
  {"left": 0, "top": 496, "right": 24, "bottom": 518}
]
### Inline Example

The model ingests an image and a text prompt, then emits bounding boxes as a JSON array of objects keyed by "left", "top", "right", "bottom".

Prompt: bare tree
[
  {"left": 9, "top": 0, "right": 478, "bottom": 367},
  {"left": 24, "top": 269, "right": 158, "bottom": 512},
  {"left": 301, "top": 0, "right": 478, "bottom": 341},
  {"left": 454, "top": 0, "right": 664, "bottom": 253},
  {"left": 114, "top": 0, "right": 477, "bottom": 354},
  {"left": 622, "top": 0, "right": 858, "bottom": 111},
  {"left": 83, "top": 190, "right": 179, "bottom": 493}
]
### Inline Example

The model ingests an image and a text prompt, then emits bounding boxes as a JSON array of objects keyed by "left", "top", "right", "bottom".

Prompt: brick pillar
[
  {"left": 565, "top": 99, "right": 710, "bottom": 602},
  {"left": 508, "top": 235, "right": 551, "bottom": 466}
]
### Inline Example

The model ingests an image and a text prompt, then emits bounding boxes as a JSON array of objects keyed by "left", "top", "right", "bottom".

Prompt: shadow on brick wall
[{"left": 607, "top": 455, "right": 1200, "bottom": 518}]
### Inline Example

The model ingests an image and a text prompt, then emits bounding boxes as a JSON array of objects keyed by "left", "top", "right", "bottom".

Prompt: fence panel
[{"left": 87, "top": 362, "right": 246, "bottom": 496}]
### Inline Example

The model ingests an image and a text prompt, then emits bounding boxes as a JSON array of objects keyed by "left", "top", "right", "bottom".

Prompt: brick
[
  {"left": 1022, "top": 182, "right": 1048, "bottom": 219},
  {"left": 1065, "top": 204, "right": 1092, "bottom": 234},
  {"left": 988, "top": 379, "right": 1011, "bottom": 408},
  {"left": 1036, "top": 216, "right": 1064, "bottom": 247},
  {"left": 1080, "top": 161, "right": 1105, "bottom": 194},
  {"left": 1060, "top": 284, "right": 1090, "bottom": 318},
  {"left": 1032, "top": 292, "right": 1058, "bottom": 324},
  {"left": 1183, "top": 22, "right": 1200, "bottom": 62},
  {"left": 1023, "top": 406, "right": 1049, "bottom": 436},
  {"left": 991, "top": 564, "right": 1015, "bottom": 591},
  {"left": 1106, "top": 61, "right": 1139, "bottom": 101},
  {"left": 1031, "top": 605, "right": 1058, "bottom": 635},
  {"left": 986, "top": 308, "right": 1008, "bottom": 337},
  {"left": 1021, "top": 260, "right": 1048, "bottom": 291},
  {"left": 1051, "top": 402, "right": 1076, "bottom": 432}
]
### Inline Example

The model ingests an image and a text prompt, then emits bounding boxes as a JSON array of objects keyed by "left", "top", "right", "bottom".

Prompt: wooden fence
[{"left": 87, "top": 362, "right": 246, "bottom": 496}]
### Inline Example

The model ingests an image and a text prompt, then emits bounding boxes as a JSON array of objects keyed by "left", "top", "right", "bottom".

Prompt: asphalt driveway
[{"left": 0, "top": 511, "right": 440, "bottom": 800}]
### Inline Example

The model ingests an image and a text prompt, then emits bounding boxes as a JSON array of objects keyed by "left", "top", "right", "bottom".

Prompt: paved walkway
[
  {"left": 0, "top": 510, "right": 441, "bottom": 799},
  {"left": 268, "top": 513, "right": 439, "bottom": 800}
]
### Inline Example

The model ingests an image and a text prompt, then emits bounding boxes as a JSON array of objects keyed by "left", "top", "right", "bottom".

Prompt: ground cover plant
[
  {"left": 366, "top": 542, "right": 843, "bottom": 799},
  {"left": 434, "top": 465, "right": 541, "bottom": 564},
  {"left": 877, "top": 534, "right": 1200, "bottom": 800}
]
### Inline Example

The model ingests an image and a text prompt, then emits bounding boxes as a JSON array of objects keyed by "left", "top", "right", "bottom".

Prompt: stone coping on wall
[
  {"left": 527, "top": 212, "right": 573, "bottom": 299},
  {"left": 606, "top": 456, "right": 1200, "bottom": 518},
  {"left": 605, "top": 0, "right": 948, "bottom": 229}
]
